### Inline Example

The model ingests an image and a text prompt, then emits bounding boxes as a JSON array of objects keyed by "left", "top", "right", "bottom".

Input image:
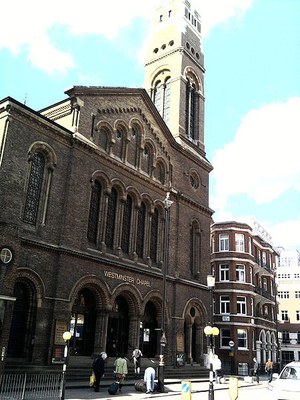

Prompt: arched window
[
  {"left": 185, "top": 77, "right": 199, "bottom": 141},
  {"left": 154, "top": 161, "right": 165, "bottom": 184},
  {"left": 153, "top": 74, "right": 171, "bottom": 124},
  {"left": 141, "top": 144, "right": 152, "bottom": 175},
  {"left": 127, "top": 127, "right": 140, "bottom": 167},
  {"left": 23, "top": 152, "right": 45, "bottom": 225},
  {"left": 136, "top": 202, "right": 146, "bottom": 258},
  {"left": 98, "top": 127, "right": 110, "bottom": 152},
  {"left": 87, "top": 180, "right": 102, "bottom": 244},
  {"left": 150, "top": 208, "right": 159, "bottom": 263},
  {"left": 190, "top": 221, "right": 201, "bottom": 278},
  {"left": 121, "top": 195, "right": 133, "bottom": 255},
  {"left": 105, "top": 188, "right": 118, "bottom": 250},
  {"left": 114, "top": 127, "right": 126, "bottom": 160},
  {"left": 163, "top": 77, "right": 171, "bottom": 124},
  {"left": 154, "top": 81, "right": 163, "bottom": 114}
]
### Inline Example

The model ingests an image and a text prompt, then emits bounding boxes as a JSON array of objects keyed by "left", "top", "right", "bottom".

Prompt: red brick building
[
  {"left": 211, "top": 220, "right": 278, "bottom": 375},
  {"left": 0, "top": 1, "right": 213, "bottom": 370}
]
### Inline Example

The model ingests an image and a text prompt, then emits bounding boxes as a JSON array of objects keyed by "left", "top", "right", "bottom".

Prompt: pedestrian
[
  {"left": 265, "top": 358, "right": 273, "bottom": 382},
  {"left": 132, "top": 348, "right": 143, "bottom": 375},
  {"left": 212, "top": 354, "right": 224, "bottom": 383},
  {"left": 144, "top": 366, "right": 156, "bottom": 393},
  {"left": 92, "top": 352, "right": 107, "bottom": 392},
  {"left": 114, "top": 353, "right": 128, "bottom": 393},
  {"left": 253, "top": 357, "right": 259, "bottom": 384}
]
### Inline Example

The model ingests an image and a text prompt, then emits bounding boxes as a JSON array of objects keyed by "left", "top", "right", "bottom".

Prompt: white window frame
[
  {"left": 235, "top": 233, "right": 245, "bottom": 252},
  {"left": 219, "top": 234, "right": 229, "bottom": 252},
  {"left": 219, "top": 264, "right": 230, "bottom": 281},
  {"left": 220, "top": 296, "right": 230, "bottom": 314},
  {"left": 220, "top": 328, "right": 231, "bottom": 348},
  {"left": 237, "top": 296, "right": 247, "bottom": 315},
  {"left": 278, "top": 291, "right": 289, "bottom": 299},
  {"left": 237, "top": 328, "right": 248, "bottom": 349},
  {"left": 262, "top": 251, "right": 267, "bottom": 267},
  {"left": 236, "top": 264, "right": 245, "bottom": 282},
  {"left": 281, "top": 310, "right": 289, "bottom": 321},
  {"left": 248, "top": 237, "right": 252, "bottom": 255}
]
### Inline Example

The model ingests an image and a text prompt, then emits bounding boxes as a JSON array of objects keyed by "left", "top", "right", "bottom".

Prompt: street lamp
[
  {"left": 204, "top": 326, "right": 219, "bottom": 400},
  {"left": 60, "top": 331, "right": 71, "bottom": 400},
  {"left": 205, "top": 274, "right": 218, "bottom": 400},
  {"left": 157, "top": 192, "right": 173, "bottom": 393}
]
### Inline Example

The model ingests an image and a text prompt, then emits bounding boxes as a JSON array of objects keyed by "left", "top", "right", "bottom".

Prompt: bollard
[
  {"left": 229, "top": 376, "right": 239, "bottom": 400},
  {"left": 181, "top": 380, "right": 192, "bottom": 400}
]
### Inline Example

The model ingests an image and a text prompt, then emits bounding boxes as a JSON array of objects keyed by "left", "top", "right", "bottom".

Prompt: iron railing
[{"left": 0, "top": 372, "right": 63, "bottom": 400}]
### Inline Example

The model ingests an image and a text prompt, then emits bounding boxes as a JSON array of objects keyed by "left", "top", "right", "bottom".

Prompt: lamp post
[
  {"left": 60, "top": 331, "right": 71, "bottom": 400},
  {"left": 205, "top": 274, "right": 218, "bottom": 400},
  {"left": 204, "top": 326, "right": 219, "bottom": 400},
  {"left": 157, "top": 192, "right": 173, "bottom": 393}
]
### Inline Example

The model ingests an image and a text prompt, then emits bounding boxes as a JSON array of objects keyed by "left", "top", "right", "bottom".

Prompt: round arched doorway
[
  {"left": 106, "top": 296, "right": 129, "bottom": 356},
  {"left": 69, "top": 288, "right": 96, "bottom": 356}
]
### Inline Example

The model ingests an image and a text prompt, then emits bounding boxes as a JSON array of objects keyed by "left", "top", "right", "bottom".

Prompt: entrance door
[
  {"left": 69, "top": 288, "right": 96, "bottom": 356},
  {"left": 141, "top": 302, "right": 158, "bottom": 358},
  {"left": 7, "top": 281, "right": 37, "bottom": 360},
  {"left": 106, "top": 296, "right": 129, "bottom": 356}
]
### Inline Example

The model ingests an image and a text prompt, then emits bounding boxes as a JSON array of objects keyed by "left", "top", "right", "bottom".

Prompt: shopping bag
[{"left": 89, "top": 372, "right": 96, "bottom": 387}]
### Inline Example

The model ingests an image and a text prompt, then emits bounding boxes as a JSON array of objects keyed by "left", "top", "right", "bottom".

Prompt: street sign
[{"left": 229, "top": 340, "right": 235, "bottom": 347}]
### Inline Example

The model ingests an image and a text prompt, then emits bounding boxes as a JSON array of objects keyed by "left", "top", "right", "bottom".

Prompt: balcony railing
[{"left": 255, "top": 287, "right": 275, "bottom": 301}]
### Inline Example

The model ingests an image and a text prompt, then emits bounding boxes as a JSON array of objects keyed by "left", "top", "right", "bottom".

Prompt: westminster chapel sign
[{"left": 104, "top": 270, "right": 151, "bottom": 287}]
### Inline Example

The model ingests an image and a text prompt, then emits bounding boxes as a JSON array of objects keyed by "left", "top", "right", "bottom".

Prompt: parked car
[{"left": 268, "top": 361, "right": 300, "bottom": 400}]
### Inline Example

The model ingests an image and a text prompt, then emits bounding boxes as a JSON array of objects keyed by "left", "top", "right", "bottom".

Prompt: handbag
[{"left": 89, "top": 372, "right": 96, "bottom": 387}]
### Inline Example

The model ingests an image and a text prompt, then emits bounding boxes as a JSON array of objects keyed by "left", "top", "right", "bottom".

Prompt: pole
[
  {"left": 60, "top": 331, "right": 71, "bottom": 400},
  {"left": 61, "top": 341, "right": 68, "bottom": 400},
  {"left": 157, "top": 193, "right": 172, "bottom": 393},
  {"left": 208, "top": 334, "right": 214, "bottom": 400},
  {"left": 207, "top": 283, "right": 215, "bottom": 400}
]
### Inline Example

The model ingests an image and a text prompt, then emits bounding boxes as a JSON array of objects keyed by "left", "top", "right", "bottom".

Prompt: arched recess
[
  {"left": 128, "top": 119, "right": 144, "bottom": 167},
  {"left": 150, "top": 68, "right": 171, "bottom": 124},
  {"left": 23, "top": 142, "right": 57, "bottom": 226},
  {"left": 7, "top": 278, "right": 38, "bottom": 360},
  {"left": 184, "top": 68, "right": 202, "bottom": 142},
  {"left": 258, "top": 330, "right": 266, "bottom": 365},
  {"left": 190, "top": 219, "right": 201, "bottom": 279},
  {"left": 183, "top": 298, "right": 206, "bottom": 364},
  {"left": 113, "top": 121, "right": 128, "bottom": 161},
  {"left": 141, "top": 294, "right": 161, "bottom": 358},
  {"left": 96, "top": 121, "right": 114, "bottom": 152},
  {"left": 153, "top": 158, "right": 167, "bottom": 184},
  {"left": 107, "top": 285, "right": 142, "bottom": 357},
  {"left": 140, "top": 140, "right": 155, "bottom": 176},
  {"left": 69, "top": 278, "right": 110, "bottom": 357}
]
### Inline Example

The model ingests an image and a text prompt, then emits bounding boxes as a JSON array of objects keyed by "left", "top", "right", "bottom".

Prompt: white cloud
[
  {"left": 27, "top": 35, "right": 75, "bottom": 74},
  {"left": 197, "top": 0, "right": 254, "bottom": 36},
  {"left": 211, "top": 97, "right": 300, "bottom": 213},
  {"left": 268, "top": 217, "right": 300, "bottom": 250},
  {"left": 0, "top": 0, "right": 253, "bottom": 74}
]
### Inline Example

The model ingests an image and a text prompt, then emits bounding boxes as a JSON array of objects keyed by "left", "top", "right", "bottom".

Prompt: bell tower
[{"left": 144, "top": 0, "right": 205, "bottom": 154}]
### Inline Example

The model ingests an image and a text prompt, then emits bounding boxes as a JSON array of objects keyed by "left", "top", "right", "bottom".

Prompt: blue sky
[{"left": 1, "top": 0, "right": 300, "bottom": 250}]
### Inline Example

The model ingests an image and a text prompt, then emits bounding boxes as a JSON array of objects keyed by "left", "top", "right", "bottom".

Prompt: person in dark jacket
[{"left": 93, "top": 352, "right": 107, "bottom": 392}]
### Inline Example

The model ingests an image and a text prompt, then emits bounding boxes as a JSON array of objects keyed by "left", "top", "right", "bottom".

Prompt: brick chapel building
[{"left": 0, "top": 0, "right": 214, "bottom": 370}]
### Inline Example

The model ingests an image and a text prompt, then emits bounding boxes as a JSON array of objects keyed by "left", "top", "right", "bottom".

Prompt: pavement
[{"left": 65, "top": 375, "right": 270, "bottom": 400}]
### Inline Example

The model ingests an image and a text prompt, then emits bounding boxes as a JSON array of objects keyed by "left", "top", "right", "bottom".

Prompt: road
[{"left": 65, "top": 378, "right": 275, "bottom": 400}]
